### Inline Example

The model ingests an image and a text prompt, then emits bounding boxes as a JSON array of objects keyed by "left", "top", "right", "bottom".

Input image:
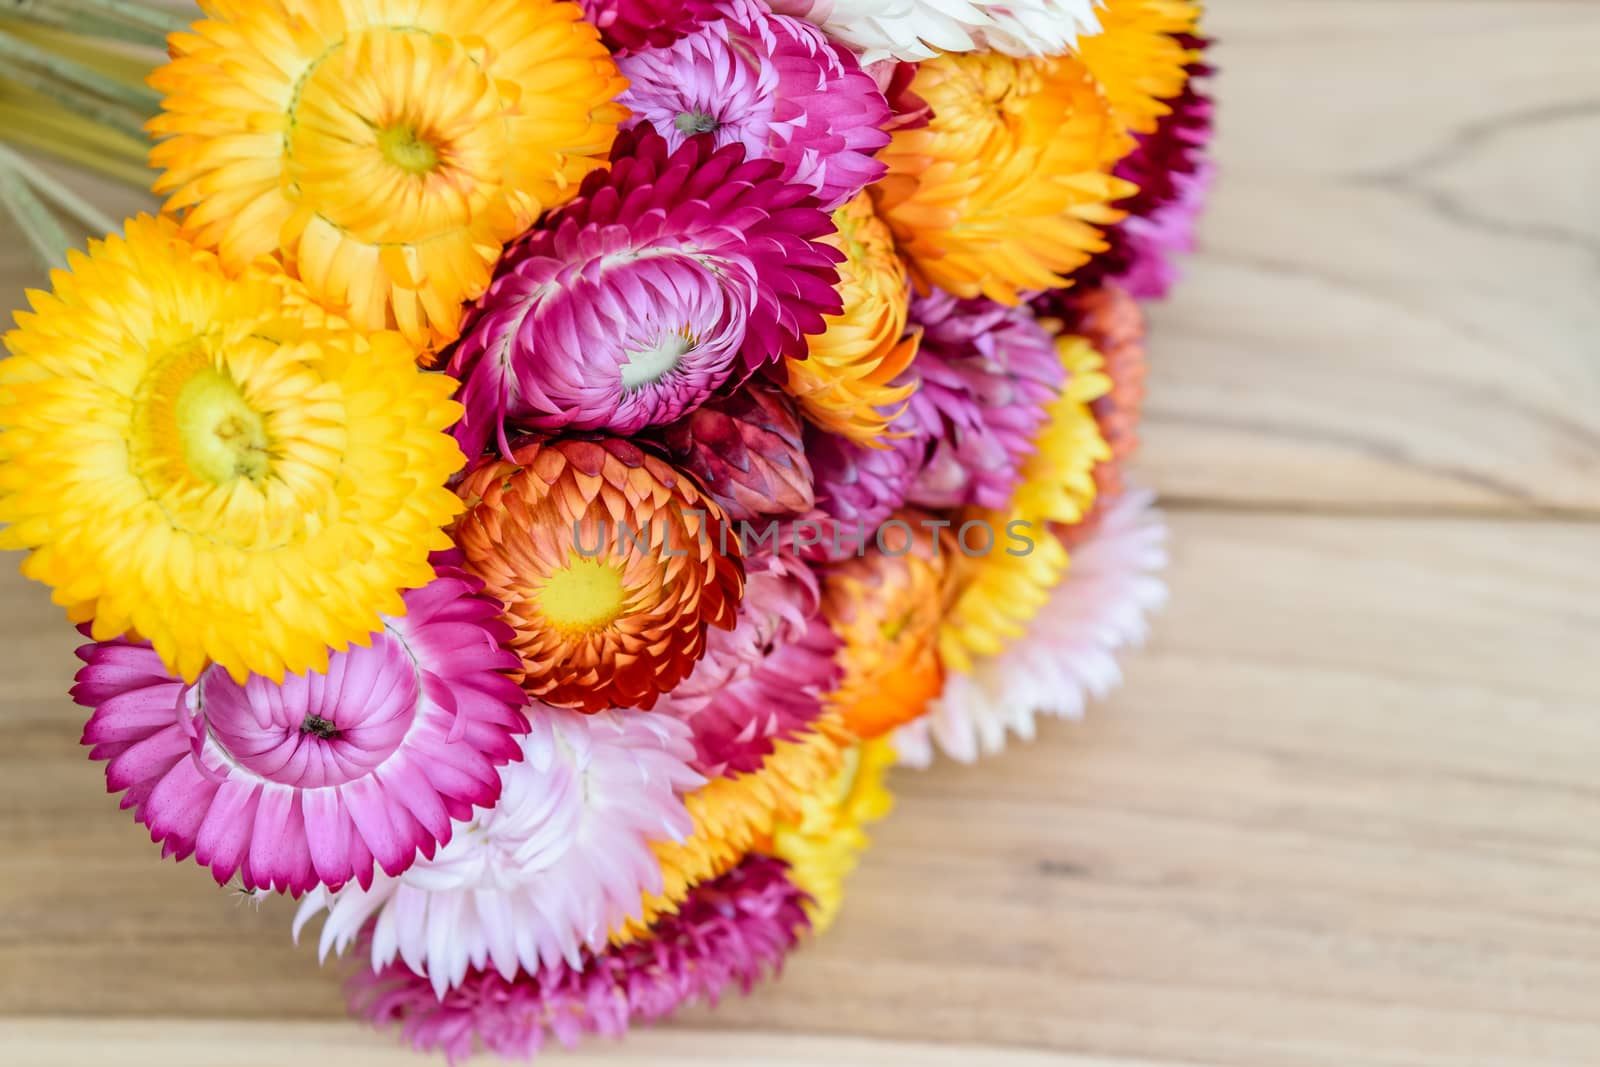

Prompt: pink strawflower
[
  {"left": 892, "top": 292, "right": 1065, "bottom": 511},
  {"left": 1105, "top": 160, "right": 1215, "bottom": 301},
  {"left": 793, "top": 422, "right": 918, "bottom": 560},
  {"left": 617, "top": 0, "right": 891, "bottom": 210},
  {"left": 351, "top": 854, "right": 810, "bottom": 1064},
  {"left": 446, "top": 127, "right": 843, "bottom": 455},
  {"left": 895, "top": 488, "right": 1169, "bottom": 765},
  {"left": 74, "top": 559, "right": 528, "bottom": 894},
  {"left": 295, "top": 706, "right": 702, "bottom": 997},
  {"left": 578, "top": 0, "right": 720, "bottom": 53},
  {"left": 654, "top": 552, "right": 843, "bottom": 777}
]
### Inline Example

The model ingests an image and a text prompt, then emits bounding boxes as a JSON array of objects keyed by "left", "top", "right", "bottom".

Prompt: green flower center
[
  {"left": 377, "top": 124, "right": 441, "bottom": 176},
  {"left": 176, "top": 365, "right": 271, "bottom": 484},
  {"left": 674, "top": 110, "right": 720, "bottom": 136}
]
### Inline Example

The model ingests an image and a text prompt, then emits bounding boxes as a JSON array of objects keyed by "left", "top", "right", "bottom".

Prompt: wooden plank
[
  {"left": 1139, "top": 1, "right": 1600, "bottom": 515},
  {"left": 2, "top": 512, "right": 1598, "bottom": 1065},
  {"left": 0, "top": 1022, "right": 1175, "bottom": 1067}
]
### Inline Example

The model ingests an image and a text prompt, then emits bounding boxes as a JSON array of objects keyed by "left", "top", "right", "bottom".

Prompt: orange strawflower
[
  {"left": 872, "top": 52, "right": 1136, "bottom": 305},
  {"left": 451, "top": 438, "right": 744, "bottom": 712}
]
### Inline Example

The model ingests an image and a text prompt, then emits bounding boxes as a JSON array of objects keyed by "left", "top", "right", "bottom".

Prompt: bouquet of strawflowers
[{"left": 0, "top": 0, "right": 1210, "bottom": 1058}]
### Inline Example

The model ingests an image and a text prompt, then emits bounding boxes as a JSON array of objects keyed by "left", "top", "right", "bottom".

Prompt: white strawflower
[
  {"left": 896, "top": 488, "right": 1168, "bottom": 765},
  {"left": 771, "top": 0, "right": 1104, "bottom": 65},
  {"left": 293, "top": 706, "right": 703, "bottom": 997}
]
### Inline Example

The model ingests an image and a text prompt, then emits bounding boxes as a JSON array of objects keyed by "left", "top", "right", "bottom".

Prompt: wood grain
[
  {"left": 3, "top": 514, "right": 1599, "bottom": 1065},
  {"left": 1145, "top": 1, "right": 1600, "bottom": 516},
  {"left": 2, "top": 1, "right": 1599, "bottom": 1065}
]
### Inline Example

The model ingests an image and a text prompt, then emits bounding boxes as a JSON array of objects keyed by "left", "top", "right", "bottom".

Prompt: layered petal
[
  {"left": 295, "top": 705, "right": 703, "bottom": 996},
  {"left": 657, "top": 386, "right": 815, "bottom": 522},
  {"left": 891, "top": 292, "right": 1066, "bottom": 511},
  {"left": 351, "top": 854, "right": 809, "bottom": 1065},
  {"left": 938, "top": 335, "right": 1112, "bottom": 673},
  {"left": 783, "top": 192, "right": 920, "bottom": 446},
  {"left": 772, "top": 0, "right": 1103, "bottom": 65},
  {"left": 872, "top": 52, "right": 1136, "bottom": 304},
  {"left": 618, "top": 0, "right": 892, "bottom": 209},
  {"left": 897, "top": 489, "right": 1168, "bottom": 764},
  {"left": 768, "top": 737, "right": 894, "bottom": 932},
  {"left": 74, "top": 561, "right": 528, "bottom": 893},
  {"left": 451, "top": 437, "right": 745, "bottom": 712},
  {"left": 446, "top": 128, "right": 843, "bottom": 450},
  {"left": 653, "top": 552, "right": 842, "bottom": 778},
  {"left": 0, "top": 216, "right": 464, "bottom": 683},
  {"left": 149, "top": 0, "right": 626, "bottom": 351},
  {"left": 823, "top": 517, "right": 953, "bottom": 738}
]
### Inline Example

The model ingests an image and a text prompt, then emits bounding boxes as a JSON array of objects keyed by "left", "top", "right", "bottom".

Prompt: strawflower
[
  {"left": 150, "top": 0, "right": 626, "bottom": 351},
  {"left": 73, "top": 560, "right": 528, "bottom": 893},
  {"left": 873, "top": 52, "right": 1136, "bottom": 304},
  {"left": 898, "top": 489, "right": 1168, "bottom": 764},
  {"left": 617, "top": 0, "right": 892, "bottom": 210},
  {"left": 295, "top": 705, "right": 702, "bottom": 996},
  {"left": 0, "top": 215, "right": 463, "bottom": 684},
  {"left": 446, "top": 128, "right": 842, "bottom": 452},
  {"left": 451, "top": 436, "right": 744, "bottom": 713},
  {"left": 351, "top": 854, "right": 809, "bottom": 1065}
]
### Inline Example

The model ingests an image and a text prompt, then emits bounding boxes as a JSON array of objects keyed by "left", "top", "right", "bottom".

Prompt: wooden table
[{"left": 3, "top": 2, "right": 1598, "bottom": 1064}]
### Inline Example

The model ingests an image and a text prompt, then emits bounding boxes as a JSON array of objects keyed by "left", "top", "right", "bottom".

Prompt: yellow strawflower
[
  {"left": 615, "top": 713, "right": 854, "bottom": 941},
  {"left": 149, "top": 0, "right": 626, "bottom": 353},
  {"left": 0, "top": 215, "right": 464, "bottom": 683},
  {"left": 769, "top": 737, "right": 896, "bottom": 933},
  {"left": 939, "top": 335, "right": 1113, "bottom": 673},
  {"left": 785, "top": 193, "right": 920, "bottom": 446}
]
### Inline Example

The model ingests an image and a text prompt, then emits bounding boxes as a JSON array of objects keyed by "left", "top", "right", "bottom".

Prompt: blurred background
[{"left": 2, "top": 2, "right": 1599, "bottom": 1065}]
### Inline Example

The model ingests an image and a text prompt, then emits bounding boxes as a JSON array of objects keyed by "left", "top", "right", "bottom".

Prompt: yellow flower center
[
  {"left": 135, "top": 345, "right": 273, "bottom": 488},
  {"left": 376, "top": 124, "right": 442, "bottom": 176},
  {"left": 538, "top": 556, "right": 627, "bottom": 633}
]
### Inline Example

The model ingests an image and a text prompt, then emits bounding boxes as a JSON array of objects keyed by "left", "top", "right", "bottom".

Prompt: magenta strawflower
[
  {"left": 446, "top": 127, "right": 843, "bottom": 455},
  {"left": 351, "top": 854, "right": 810, "bottom": 1064},
  {"left": 579, "top": 0, "right": 720, "bottom": 53},
  {"left": 654, "top": 552, "right": 843, "bottom": 777},
  {"left": 892, "top": 292, "right": 1065, "bottom": 512},
  {"left": 73, "top": 558, "right": 528, "bottom": 894},
  {"left": 617, "top": 0, "right": 891, "bottom": 211}
]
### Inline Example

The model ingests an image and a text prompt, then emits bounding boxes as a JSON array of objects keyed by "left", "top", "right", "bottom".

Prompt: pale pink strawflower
[
  {"left": 74, "top": 559, "right": 528, "bottom": 894},
  {"left": 770, "top": 0, "right": 1103, "bottom": 65},
  {"left": 617, "top": 0, "right": 891, "bottom": 211},
  {"left": 654, "top": 552, "right": 843, "bottom": 777},
  {"left": 295, "top": 705, "right": 702, "bottom": 997},
  {"left": 896, "top": 488, "right": 1169, "bottom": 765},
  {"left": 350, "top": 854, "right": 810, "bottom": 1064}
]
